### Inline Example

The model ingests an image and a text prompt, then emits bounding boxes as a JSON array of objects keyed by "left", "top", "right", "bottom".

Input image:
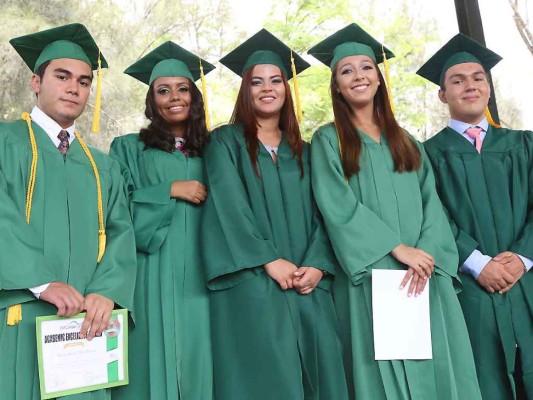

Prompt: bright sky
[{"left": 227, "top": 0, "right": 533, "bottom": 128}]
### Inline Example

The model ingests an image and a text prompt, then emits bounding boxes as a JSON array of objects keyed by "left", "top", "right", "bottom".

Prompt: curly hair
[{"left": 139, "top": 79, "right": 208, "bottom": 157}]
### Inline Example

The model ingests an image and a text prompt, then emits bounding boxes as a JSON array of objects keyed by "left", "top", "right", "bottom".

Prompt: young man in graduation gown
[
  {"left": 0, "top": 24, "right": 136, "bottom": 399},
  {"left": 419, "top": 34, "right": 533, "bottom": 400}
]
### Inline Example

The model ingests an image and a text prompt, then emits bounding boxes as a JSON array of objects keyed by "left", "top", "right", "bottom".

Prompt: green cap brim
[
  {"left": 308, "top": 23, "right": 394, "bottom": 70},
  {"left": 416, "top": 33, "right": 502, "bottom": 86},
  {"left": 10, "top": 23, "right": 107, "bottom": 72},
  {"left": 219, "top": 29, "right": 310, "bottom": 78},
  {"left": 124, "top": 41, "right": 215, "bottom": 85}
]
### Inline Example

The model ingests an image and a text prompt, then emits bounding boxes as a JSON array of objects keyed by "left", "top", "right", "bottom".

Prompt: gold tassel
[
  {"left": 290, "top": 50, "right": 303, "bottom": 123},
  {"left": 485, "top": 106, "right": 501, "bottom": 128},
  {"left": 382, "top": 45, "right": 395, "bottom": 114},
  {"left": 91, "top": 52, "right": 103, "bottom": 134},
  {"left": 6, "top": 304, "right": 22, "bottom": 326},
  {"left": 22, "top": 112, "right": 38, "bottom": 224},
  {"left": 199, "top": 59, "right": 211, "bottom": 131},
  {"left": 75, "top": 132, "right": 106, "bottom": 263},
  {"left": 11, "top": 112, "right": 39, "bottom": 326}
]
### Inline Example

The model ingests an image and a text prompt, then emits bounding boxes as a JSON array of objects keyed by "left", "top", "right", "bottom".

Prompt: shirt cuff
[
  {"left": 460, "top": 250, "right": 492, "bottom": 279},
  {"left": 29, "top": 283, "right": 51, "bottom": 299},
  {"left": 516, "top": 254, "right": 533, "bottom": 272}
]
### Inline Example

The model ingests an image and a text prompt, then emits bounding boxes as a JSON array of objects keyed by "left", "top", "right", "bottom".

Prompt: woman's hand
[
  {"left": 399, "top": 267, "right": 429, "bottom": 297},
  {"left": 170, "top": 180, "right": 207, "bottom": 204},
  {"left": 264, "top": 259, "right": 299, "bottom": 290},
  {"left": 292, "top": 267, "right": 324, "bottom": 295},
  {"left": 391, "top": 244, "right": 434, "bottom": 278}
]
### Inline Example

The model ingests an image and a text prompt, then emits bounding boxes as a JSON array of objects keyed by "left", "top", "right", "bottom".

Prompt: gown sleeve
[
  {"left": 509, "top": 130, "right": 533, "bottom": 260},
  {"left": 85, "top": 158, "right": 137, "bottom": 312},
  {"left": 202, "top": 128, "right": 279, "bottom": 290},
  {"left": 311, "top": 127, "right": 401, "bottom": 286},
  {"left": 414, "top": 143, "right": 460, "bottom": 282},
  {"left": 423, "top": 141, "right": 480, "bottom": 265},
  {"left": 109, "top": 136, "right": 175, "bottom": 254}
]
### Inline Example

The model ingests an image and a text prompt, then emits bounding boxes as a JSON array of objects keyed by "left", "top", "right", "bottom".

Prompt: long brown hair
[
  {"left": 331, "top": 61, "right": 420, "bottom": 177},
  {"left": 230, "top": 66, "right": 304, "bottom": 176}
]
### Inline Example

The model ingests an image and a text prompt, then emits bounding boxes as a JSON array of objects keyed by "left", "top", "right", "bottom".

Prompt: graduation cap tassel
[
  {"left": 199, "top": 59, "right": 211, "bottom": 131},
  {"left": 91, "top": 52, "right": 103, "bottom": 134},
  {"left": 75, "top": 132, "right": 106, "bottom": 263},
  {"left": 6, "top": 304, "right": 22, "bottom": 326},
  {"left": 382, "top": 45, "right": 395, "bottom": 115},
  {"left": 485, "top": 106, "right": 501, "bottom": 128},
  {"left": 290, "top": 50, "right": 303, "bottom": 123}
]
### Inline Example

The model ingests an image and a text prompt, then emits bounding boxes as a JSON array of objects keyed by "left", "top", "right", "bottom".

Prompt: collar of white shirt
[
  {"left": 30, "top": 106, "right": 77, "bottom": 148},
  {"left": 448, "top": 117, "right": 489, "bottom": 145}
]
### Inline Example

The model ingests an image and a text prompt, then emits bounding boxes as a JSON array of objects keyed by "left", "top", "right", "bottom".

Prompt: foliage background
[{"left": 0, "top": 0, "right": 526, "bottom": 151}]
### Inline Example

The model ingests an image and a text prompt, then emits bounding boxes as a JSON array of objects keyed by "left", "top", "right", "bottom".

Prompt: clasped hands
[
  {"left": 264, "top": 259, "right": 324, "bottom": 295},
  {"left": 39, "top": 282, "right": 115, "bottom": 341},
  {"left": 477, "top": 251, "right": 526, "bottom": 294}
]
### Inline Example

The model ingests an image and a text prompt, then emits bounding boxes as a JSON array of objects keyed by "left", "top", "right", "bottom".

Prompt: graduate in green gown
[
  {"left": 308, "top": 23, "right": 481, "bottom": 400},
  {"left": 201, "top": 29, "right": 349, "bottom": 400},
  {"left": 109, "top": 42, "right": 214, "bottom": 400},
  {"left": 418, "top": 34, "right": 533, "bottom": 400},
  {"left": 0, "top": 24, "right": 136, "bottom": 399}
]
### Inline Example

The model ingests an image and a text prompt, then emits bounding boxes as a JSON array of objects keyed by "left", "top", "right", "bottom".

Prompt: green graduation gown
[
  {"left": 424, "top": 126, "right": 533, "bottom": 400},
  {"left": 109, "top": 134, "right": 213, "bottom": 400},
  {"left": 311, "top": 123, "right": 481, "bottom": 400},
  {"left": 201, "top": 124, "right": 349, "bottom": 400},
  {"left": 0, "top": 119, "right": 136, "bottom": 400}
]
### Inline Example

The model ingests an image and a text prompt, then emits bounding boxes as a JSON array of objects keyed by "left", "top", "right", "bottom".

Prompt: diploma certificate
[{"left": 36, "top": 309, "right": 128, "bottom": 399}]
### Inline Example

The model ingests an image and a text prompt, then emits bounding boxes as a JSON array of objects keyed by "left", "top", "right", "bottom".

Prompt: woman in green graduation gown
[
  {"left": 308, "top": 24, "right": 482, "bottom": 400},
  {"left": 201, "top": 30, "right": 348, "bottom": 400},
  {"left": 110, "top": 42, "right": 214, "bottom": 400}
]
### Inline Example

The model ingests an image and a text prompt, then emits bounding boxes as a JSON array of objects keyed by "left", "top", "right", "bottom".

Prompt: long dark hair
[
  {"left": 139, "top": 80, "right": 208, "bottom": 157},
  {"left": 230, "top": 66, "right": 304, "bottom": 176},
  {"left": 331, "top": 61, "right": 420, "bottom": 177}
]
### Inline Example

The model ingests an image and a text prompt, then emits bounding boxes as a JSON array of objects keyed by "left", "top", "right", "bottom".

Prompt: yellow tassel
[
  {"left": 382, "top": 45, "right": 395, "bottom": 115},
  {"left": 199, "top": 59, "right": 211, "bottom": 131},
  {"left": 290, "top": 50, "right": 303, "bottom": 123},
  {"left": 485, "top": 106, "right": 501, "bottom": 128},
  {"left": 91, "top": 52, "right": 103, "bottom": 134},
  {"left": 22, "top": 112, "right": 38, "bottom": 224},
  {"left": 7, "top": 304, "right": 22, "bottom": 326},
  {"left": 75, "top": 132, "right": 106, "bottom": 263}
]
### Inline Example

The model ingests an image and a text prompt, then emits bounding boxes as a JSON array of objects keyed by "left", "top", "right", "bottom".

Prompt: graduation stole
[{"left": 6, "top": 113, "right": 107, "bottom": 326}]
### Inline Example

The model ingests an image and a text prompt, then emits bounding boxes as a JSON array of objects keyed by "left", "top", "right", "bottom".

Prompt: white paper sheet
[{"left": 372, "top": 269, "right": 432, "bottom": 360}]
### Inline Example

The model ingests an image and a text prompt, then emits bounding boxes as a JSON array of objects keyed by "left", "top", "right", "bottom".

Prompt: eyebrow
[
  {"left": 53, "top": 68, "right": 93, "bottom": 81},
  {"left": 155, "top": 82, "right": 190, "bottom": 89},
  {"left": 251, "top": 75, "right": 282, "bottom": 80},
  {"left": 448, "top": 70, "right": 486, "bottom": 80}
]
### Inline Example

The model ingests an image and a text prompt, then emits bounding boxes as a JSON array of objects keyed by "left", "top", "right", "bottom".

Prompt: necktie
[
  {"left": 465, "top": 127, "right": 483, "bottom": 153},
  {"left": 57, "top": 130, "right": 70, "bottom": 155}
]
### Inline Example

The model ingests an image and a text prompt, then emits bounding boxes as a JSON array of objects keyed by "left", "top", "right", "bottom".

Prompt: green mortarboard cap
[
  {"left": 124, "top": 41, "right": 215, "bottom": 85},
  {"left": 219, "top": 29, "right": 310, "bottom": 78},
  {"left": 308, "top": 23, "right": 394, "bottom": 70},
  {"left": 10, "top": 23, "right": 107, "bottom": 72},
  {"left": 416, "top": 33, "right": 502, "bottom": 86}
]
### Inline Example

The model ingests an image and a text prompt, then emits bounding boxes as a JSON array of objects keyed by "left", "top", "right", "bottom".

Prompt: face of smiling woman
[
  {"left": 153, "top": 76, "right": 191, "bottom": 134},
  {"left": 250, "top": 64, "right": 286, "bottom": 120},
  {"left": 334, "top": 54, "right": 380, "bottom": 111}
]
